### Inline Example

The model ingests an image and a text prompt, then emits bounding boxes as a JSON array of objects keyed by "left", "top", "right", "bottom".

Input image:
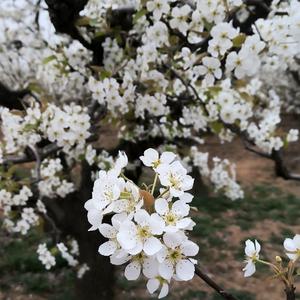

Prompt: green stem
[{"left": 151, "top": 173, "right": 158, "bottom": 195}]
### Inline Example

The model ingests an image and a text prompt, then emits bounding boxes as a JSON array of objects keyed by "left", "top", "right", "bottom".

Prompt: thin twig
[{"left": 195, "top": 265, "right": 239, "bottom": 300}]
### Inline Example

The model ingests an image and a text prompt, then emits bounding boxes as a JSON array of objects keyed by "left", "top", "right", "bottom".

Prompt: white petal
[
  {"left": 127, "top": 240, "right": 143, "bottom": 255},
  {"left": 117, "top": 221, "right": 137, "bottom": 250},
  {"left": 181, "top": 241, "right": 199, "bottom": 257},
  {"left": 144, "top": 237, "right": 162, "bottom": 256},
  {"left": 243, "top": 261, "right": 256, "bottom": 277},
  {"left": 254, "top": 240, "right": 261, "bottom": 253},
  {"left": 159, "top": 260, "right": 174, "bottom": 280},
  {"left": 140, "top": 148, "right": 159, "bottom": 166},
  {"left": 172, "top": 201, "right": 190, "bottom": 217},
  {"left": 245, "top": 240, "right": 255, "bottom": 256},
  {"left": 143, "top": 257, "right": 159, "bottom": 278},
  {"left": 293, "top": 235, "right": 300, "bottom": 248},
  {"left": 155, "top": 198, "right": 169, "bottom": 215},
  {"left": 163, "top": 232, "right": 184, "bottom": 249},
  {"left": 113, "top": 199, "right": 128, "bottom": 213},
  {"left": 99, "top": 224, "right": 116, "bottom": 238},
  {"left": 87, "top": 209, "right": 103, "bottom": 231},
  {"left": 150, "top": 213, "right": 165, "bottom": 235},
  {"left": 160, "top": 152, "right": 176, "bottom": 164},
  {"left": 124, "top": 261, "right": 141, "bottom": 280},
  {"left": 286, "top": 253, "right": 298, "bottom": 261},
  {"left": 175, "top": 259, "right": 195, "bottom": 281},
  {"left": 284, "top": 238, "right": 297, "bottom": 252},
  {"left": 84, "top": 199, "right": 94, "bottom": 210},
  {"left": 111, "top": 213, "right": 127, "bottom": 230},
  {"left": 98, "top": 241, "right": 117, "bottom": 256},
  {"left": 158, "top": 283, "right": 169, "bottom": 299},
  {"left": 157, "top": 246, "right": 168, "bottom": 263},
  {"left": 176, "top": 218, "right": 192, "bottom": 230},
  {"left": 134, "top": 209, "right": 150, "bottom": 225},
  {"left": 179, "top": 193, "right": 193, "bottom": 203},
  {"left": 147, "top": 278, "right": 160, "bottom": 294}
]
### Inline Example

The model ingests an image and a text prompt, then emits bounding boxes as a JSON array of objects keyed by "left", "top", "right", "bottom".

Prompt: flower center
[
  {"left": 138, "top": 225, "right": 151, "bottom": 239},
  {"left": 164, "top": 212, "right": 178, "bottom": 225},
  {"left": 168, "top": 249, "right": 182, "bottom": 263}
]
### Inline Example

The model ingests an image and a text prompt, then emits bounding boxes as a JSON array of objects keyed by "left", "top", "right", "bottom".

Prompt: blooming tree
[{"left": 0, "top": 0, "right": 300, "bottom": 299}]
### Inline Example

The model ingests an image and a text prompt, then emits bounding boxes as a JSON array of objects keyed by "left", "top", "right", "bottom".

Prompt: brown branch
[
  {"left": 195, "top": 265, "right": 239, "bottom": 300},
  {"left": 285, "top": 285, "right": 296, "bottom": 300},
  {"left": 3, "top": 143, "right": 61, "bottom": 165}
]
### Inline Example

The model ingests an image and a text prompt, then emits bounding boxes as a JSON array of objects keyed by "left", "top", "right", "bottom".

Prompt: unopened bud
[
  {"left": 276, "top": 256, "right": 282, "bottom": 263},
  {"left": 140, "top": 189, "right": 155, "bottom": 211}
]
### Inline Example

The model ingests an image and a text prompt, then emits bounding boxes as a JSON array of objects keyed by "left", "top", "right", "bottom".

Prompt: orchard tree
[{"left": 0, "top": 0, "right": 300, "bottom": 299}]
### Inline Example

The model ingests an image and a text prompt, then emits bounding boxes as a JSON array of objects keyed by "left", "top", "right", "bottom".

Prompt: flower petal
[
  {"left": 124, "top": 261, "right": 141, "bottom": 280},
  {"left": 98, "top": 241, "right": 117, "bottom": 256},
  {"left": 155, "top": 198, "right": 169, "bottom": 215},
  {"left": 175, "top": 259, "right": 195, "bottom": 281},
  {"left": 147, "top": 278, "right": 160, "bottom": 294},
  {"left": 144, "top": 237, "right": 162, "bottom": 256}
]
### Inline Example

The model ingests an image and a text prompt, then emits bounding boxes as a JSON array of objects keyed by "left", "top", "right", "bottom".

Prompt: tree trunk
[
  {"left": 46, "top": 162, "right": 115, "bottom": 300},
  {"left": 75, "top": 230, "right": 114, "bottom": 300}
]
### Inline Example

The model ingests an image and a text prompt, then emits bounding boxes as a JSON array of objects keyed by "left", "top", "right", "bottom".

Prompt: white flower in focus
[
  {"left": 91, "top": 169, "right": 125, "bottom": 212},
  {"left": 243, "top": 239, "right": 261, "bottom": 277},
  {"left": 284, "top": 234, "right": 300, "bottom": 261},
  {"left": 117, "top": 209, "right": 164, "bottom": 256},
  {"left": 113, "top": 181, "right": 143, "bottom": 215},
  {"left": 155, "top": 198, "right": 193, "bottom": 232},
  {"left": 157, "top": 232, "right": 199, "bottom": 281},
  {"left": 157, "top": 161, "right": 194, "bottom": 196}
]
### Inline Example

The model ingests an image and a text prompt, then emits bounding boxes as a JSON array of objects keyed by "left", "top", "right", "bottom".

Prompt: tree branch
[{"left": 195, "top": 265, "right": 239, "bottom": 300}]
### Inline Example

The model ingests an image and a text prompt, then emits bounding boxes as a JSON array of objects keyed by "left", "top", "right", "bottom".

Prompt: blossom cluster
[
  {"left": 85, "top": 149, "right": 199, "bottom": 298},
  {"left": 190, "top": 147, "right": 244, "bottom": 200},
  {"left": 0, "top": 102, "right": 91, "bottom": 159},
  {"left": 38, "top": 158, "right": 75, "bottom": 198},
  {"left": 37, "top": 240, "right": 90, "bottom": 278}
]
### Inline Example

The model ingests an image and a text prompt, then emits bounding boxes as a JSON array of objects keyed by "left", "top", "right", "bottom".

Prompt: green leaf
[
  {"left": 232, "top": 34, "right": 246, "bottom": 48},
  {"left": 133, "top": 9, "right": 147, "bottom": 23},
  {"left": 27, "top": 82, "right": 44, "bottom": 94},
  {"left": 75, "top": 16, "right": 92, "bottom": 26},
  {"left": 94, "top": 31, "right": 107, "bottom": 38},
  {"left": 99, "top": 69, "right": 112, "bottom": 80},
  {"left": 42, "top": 55, "right": 56, "bottom": 65},
  {"left": 210, "top": 121, "right": 224, "bottom": 134}
]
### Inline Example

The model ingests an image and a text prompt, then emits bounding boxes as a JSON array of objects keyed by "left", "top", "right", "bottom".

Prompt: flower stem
[{"left": 151, "top": 173, "right": 158, "bottom": 195}]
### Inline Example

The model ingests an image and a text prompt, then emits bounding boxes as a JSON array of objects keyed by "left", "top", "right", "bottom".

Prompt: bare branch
[{"left": 195, "top": 265, "right": 239, "bottom": 300}]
